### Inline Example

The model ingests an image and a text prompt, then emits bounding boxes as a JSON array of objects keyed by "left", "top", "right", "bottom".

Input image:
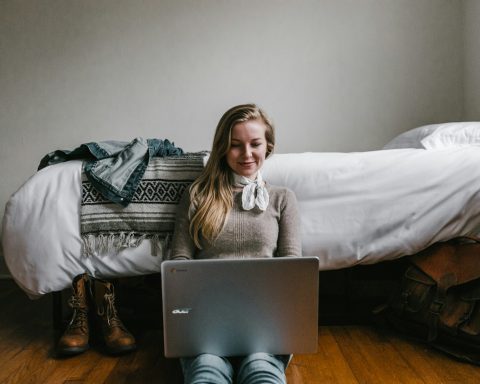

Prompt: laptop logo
[{"left": 172, "top": 308, "right": 192, "bottom": 315}]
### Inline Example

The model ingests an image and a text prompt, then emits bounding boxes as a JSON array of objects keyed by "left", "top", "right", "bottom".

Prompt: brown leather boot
[
  {"left": 92, "top": 278, "right": 137, "bottom": 354},
  {"left": 56, "top": 274, "right": 90, "bottom": 356}
]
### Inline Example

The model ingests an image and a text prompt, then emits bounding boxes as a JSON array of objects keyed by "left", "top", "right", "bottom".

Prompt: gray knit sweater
[{"left": 170, "top": 184, "right": 302, "bottom": 259}]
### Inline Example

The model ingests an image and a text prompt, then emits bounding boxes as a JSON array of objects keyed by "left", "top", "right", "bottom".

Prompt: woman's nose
[{"left": 243, "top": 146, "right": 252, "bottom": 157}]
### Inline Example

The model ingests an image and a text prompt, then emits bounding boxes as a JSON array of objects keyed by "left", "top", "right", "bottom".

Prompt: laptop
[{"left": 161, "top": 256, "right": 319, "bottom": 358}]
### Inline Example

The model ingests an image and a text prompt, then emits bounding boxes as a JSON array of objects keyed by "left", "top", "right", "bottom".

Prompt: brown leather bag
[{"left": 374, "top": 237, "right": 480, "bottom": 365}]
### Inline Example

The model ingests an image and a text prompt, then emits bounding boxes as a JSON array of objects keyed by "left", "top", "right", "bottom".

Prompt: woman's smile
[{"left": 226, "top": 119, "right": 267, "bottom": 178}]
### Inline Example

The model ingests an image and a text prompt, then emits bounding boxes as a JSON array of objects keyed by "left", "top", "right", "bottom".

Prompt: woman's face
[{"left": 226, "top": 119, "right": 268, "bottom": 179}]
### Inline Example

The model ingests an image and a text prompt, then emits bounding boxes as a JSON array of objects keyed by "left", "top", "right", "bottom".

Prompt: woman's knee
[
  {"left": 237, "top": 353, "right": 287, "bottom": 384},
  {"left": 181, "top": 354, "right": 234, "bottom": 384}
]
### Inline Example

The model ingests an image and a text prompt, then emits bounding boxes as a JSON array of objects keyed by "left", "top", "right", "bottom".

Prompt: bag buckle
[{"left": 429, "top": 299, "right": 444, "bottom": 314}]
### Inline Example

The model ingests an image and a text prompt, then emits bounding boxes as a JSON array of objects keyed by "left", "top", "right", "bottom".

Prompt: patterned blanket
[{"left": 80, "top": 152, "right": 207, "bottom": 258}]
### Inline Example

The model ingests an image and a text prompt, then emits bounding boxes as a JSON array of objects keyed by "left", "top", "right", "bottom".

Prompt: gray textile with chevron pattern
[{"left": 80, "top": 152, "right": 207, "bottom": 258}]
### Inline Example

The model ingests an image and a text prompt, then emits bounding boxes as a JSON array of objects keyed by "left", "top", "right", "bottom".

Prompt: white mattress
[{"left": 3, "top": 148, "right": 480, "bottom": 297}]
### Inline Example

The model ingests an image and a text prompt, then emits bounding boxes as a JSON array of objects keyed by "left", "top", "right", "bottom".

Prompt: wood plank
[
  {"left": 40, "top": 349, "right": 105, "bottom": 384},
  {"left": 80, "top": 355, "right": 119, "bottom": 384},
  {"left": 0, "top": 301, "right": 55, "bottom": 380},
  {"left": 287, "top": 327, "right": 358, "bottom": 384},
  {"left": 0, "top": 328, "right": 54, "bottom": 384},
  {"left": 3, "top": 343, "right": 55, "bottom": 384},
  {"left": 332, "top": 326, "right": 426, "bottom": 383},
  {"left": 385, "top": 329, "right": 480, "bottom": 384},
  {"left": 102, "top": 330, "right": 182, "bottom": 384},
  {"left": 1, "top": 279, "right": 480, "bottom": 384}
]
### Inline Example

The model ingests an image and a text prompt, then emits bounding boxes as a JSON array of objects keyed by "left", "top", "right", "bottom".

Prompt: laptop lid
[{"left": 161, "top": 257, "right": 319, "bottom": 358}]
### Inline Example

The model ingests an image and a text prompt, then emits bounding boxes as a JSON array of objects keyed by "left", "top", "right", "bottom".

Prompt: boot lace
[
  {"left": 101, "top": 292, "right": 126, "bottom": 329},
  {"left": 67, "top": 295, "right": 88, "bottom": 330}
]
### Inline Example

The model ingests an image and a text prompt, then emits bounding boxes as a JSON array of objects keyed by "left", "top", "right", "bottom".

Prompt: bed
[{"left": 3, "top": 122, "right": 480, "bottom": 298}]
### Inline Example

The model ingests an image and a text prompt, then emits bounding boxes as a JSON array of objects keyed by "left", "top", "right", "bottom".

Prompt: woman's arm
[
  {"left": 170, "top": 191, "right": 196, "bottom": 260},
  {"left": 277, "top": 189, "right": 302, "bottom": 257}
]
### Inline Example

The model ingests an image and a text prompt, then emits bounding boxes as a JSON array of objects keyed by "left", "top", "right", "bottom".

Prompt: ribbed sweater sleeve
[
  {"left": 277, "top": 189, "right": 302, "bottom": 257},
  {"left": 170, "top": 191, "right": 196, "bottom": 260}
]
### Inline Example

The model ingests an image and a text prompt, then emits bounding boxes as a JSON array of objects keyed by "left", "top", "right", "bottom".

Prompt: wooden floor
[{"left": 1, "top": 279, "right": 479, "bottom": 384}]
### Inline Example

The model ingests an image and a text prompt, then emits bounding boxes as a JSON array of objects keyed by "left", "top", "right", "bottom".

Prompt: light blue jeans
[{"left": 181, "top": 353, "right": 290, "bottom": 384}]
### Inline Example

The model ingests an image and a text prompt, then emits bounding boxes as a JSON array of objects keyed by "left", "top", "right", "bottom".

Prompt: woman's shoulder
[
  {"left": 265, "top": 184, "right": 298, "bottom": 213},
  {"left": 265, "top": 184, "right": 297, "bottom": 200}
]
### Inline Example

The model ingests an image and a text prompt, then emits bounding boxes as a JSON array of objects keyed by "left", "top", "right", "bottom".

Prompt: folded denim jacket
[{"left": 38, "top": 137, "right": 184, "bottom": 207}]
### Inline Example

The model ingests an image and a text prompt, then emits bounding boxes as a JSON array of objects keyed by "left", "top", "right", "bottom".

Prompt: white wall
[
  {"left": 0, "top": 1, "right": 466, "bottom": 275},
  {"left": 464, "top": 0, "right": 480, "bottom": 120}
]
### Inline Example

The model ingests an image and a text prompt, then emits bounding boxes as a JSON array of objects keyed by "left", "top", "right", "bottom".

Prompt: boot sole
[
  {"left": 106, "top": 343, "right": 137, "bottom": 355},
  {"left": 57, "top": 345, "right": 90, "bottom": 356}
]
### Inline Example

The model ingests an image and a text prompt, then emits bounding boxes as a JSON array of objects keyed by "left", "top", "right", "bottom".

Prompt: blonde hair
[{"left": 189, "top": 103, "right": 275, "bottom": 248}]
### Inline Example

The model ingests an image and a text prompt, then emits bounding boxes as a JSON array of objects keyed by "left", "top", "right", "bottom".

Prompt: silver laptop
[{"left": 161, "top": 257, "right": 319, "bottom": 358}]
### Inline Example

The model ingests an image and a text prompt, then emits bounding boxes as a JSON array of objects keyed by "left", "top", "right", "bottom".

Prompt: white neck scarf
[{"left": 232, "top": 171, "right": 269, "bottom": 211}]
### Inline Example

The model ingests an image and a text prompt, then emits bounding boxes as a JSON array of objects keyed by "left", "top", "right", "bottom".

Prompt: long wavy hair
[{"left": 188, "top": 103, "right": 275, "bottom": 248}]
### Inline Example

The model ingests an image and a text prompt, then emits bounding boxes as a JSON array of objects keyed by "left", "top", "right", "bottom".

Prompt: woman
[{"left": 171, "top": 103, "right": 302, "bottom": 384}]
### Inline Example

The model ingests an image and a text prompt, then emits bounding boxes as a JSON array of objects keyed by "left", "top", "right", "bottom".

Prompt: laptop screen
[{"left": 161, "top": 257, "right": 319, "bottom": 358}]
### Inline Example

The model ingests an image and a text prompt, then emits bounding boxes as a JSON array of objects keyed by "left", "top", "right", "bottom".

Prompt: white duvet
[{"left": 3, "top": 148, "right": 480, "bottom": 297}]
